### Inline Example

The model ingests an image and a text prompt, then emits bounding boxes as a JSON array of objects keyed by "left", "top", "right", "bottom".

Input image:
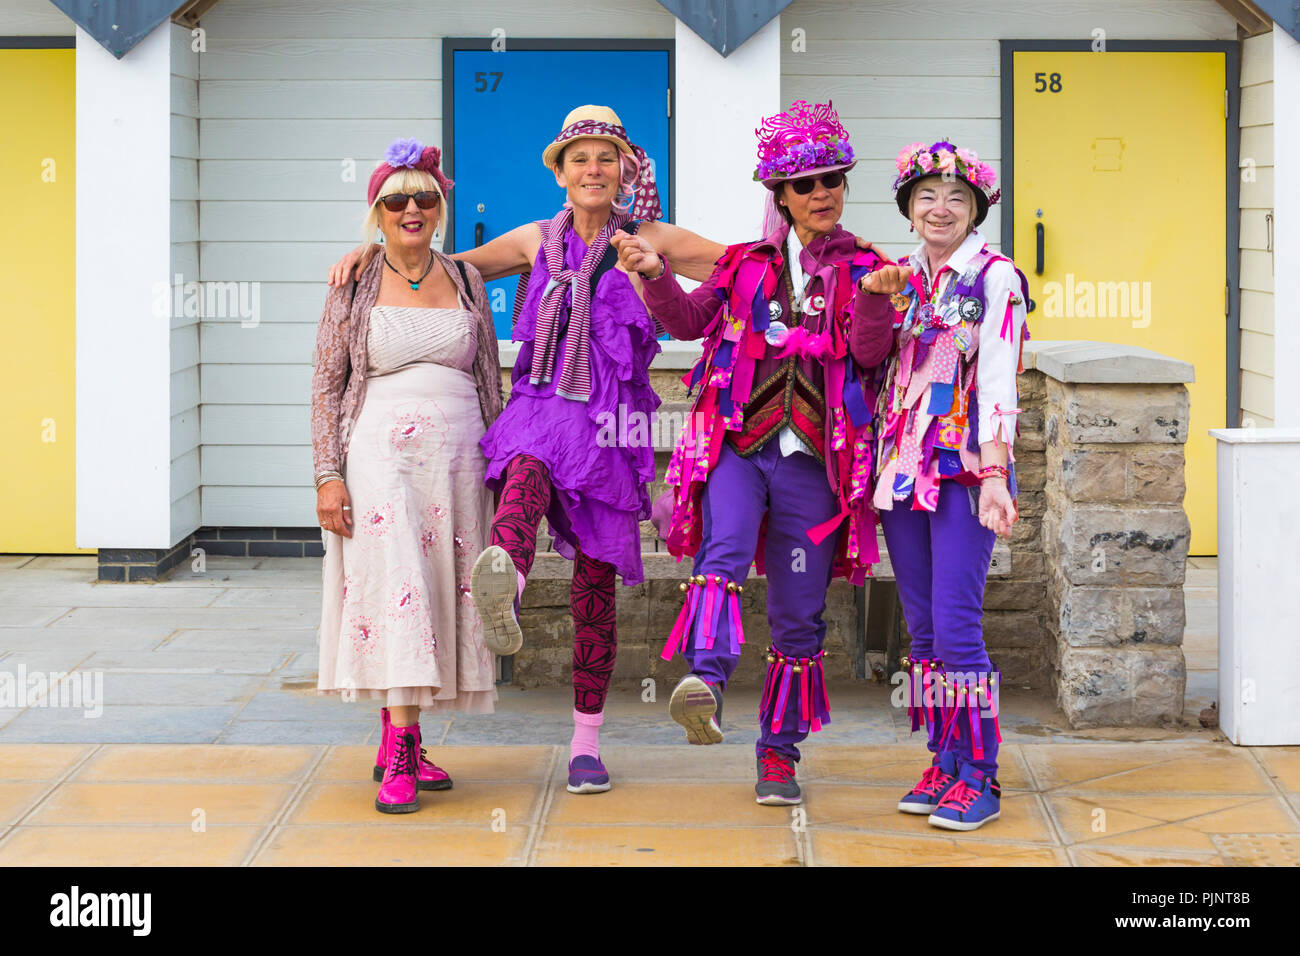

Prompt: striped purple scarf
[{"left": 528, "top": 206, "right": 630, "bottom": 401}]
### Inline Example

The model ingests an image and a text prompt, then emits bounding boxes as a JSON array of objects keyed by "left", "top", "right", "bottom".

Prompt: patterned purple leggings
[{"left": 490, "top": 454, "right": 618, "bottom": 715}]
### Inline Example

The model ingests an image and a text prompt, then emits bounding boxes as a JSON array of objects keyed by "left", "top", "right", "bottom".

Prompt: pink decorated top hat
[{"left": 753, "top": 100, "right": 856, "bottom": 189}]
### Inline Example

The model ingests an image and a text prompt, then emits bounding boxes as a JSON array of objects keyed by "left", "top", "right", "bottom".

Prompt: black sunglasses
[
  {"left": 378, "top": 191, "right": 440, "bottom": 212},
  {"left": 789, "top": 172, "right": 845, "bottom": 195}
]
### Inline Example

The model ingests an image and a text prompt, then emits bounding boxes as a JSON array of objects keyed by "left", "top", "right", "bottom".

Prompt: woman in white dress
[{"left": 311, "top": 138, "right": 503, "bottom": 814}]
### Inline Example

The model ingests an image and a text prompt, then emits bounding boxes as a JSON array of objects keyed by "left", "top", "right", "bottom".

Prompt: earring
[{"left": 909, "top": 223, "right": 915, "bottom": 232}]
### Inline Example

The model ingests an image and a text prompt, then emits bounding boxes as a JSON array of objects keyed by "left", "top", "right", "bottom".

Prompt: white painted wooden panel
[
  {"left": 0, "top": 0, "right": 73, "bottom": 33},
  {"left": 1241, "top": 369, "right": 1275, "bottom": 420},
  {"left": 202, "top": 241, "right": 364, "bottom": 282},
  {"left": 172, "top": 156, "right": 198, "bottom": 201},
  {"left": 201, "top": 160, "right": 381, "bottom": 201},
  {"left": 203, "top": 403, "right": 310, "bottom": 446},
  {"left": 202, "top": 486, "right": 316, "bottom": 527},
  {"left": 170, "top": 488, "right": 201, "bottom": 542},
  {"left": 782, "top": 39, "right": 999, "bottom": 77},
  {"left": 202, "top": 38, "right": 442, "bottom": 80},
  {"left": 170, "top": 240, "right": 199, "bottom": 279},
  {"left": 1240, "top": 208, "right": 1272, "bottom": 251},
  {"left": 1241, "top": 31, "right": 1274, "bottom": 87},
  {"left": 198, "top": 282, "right": 329, "bottom": 325},
  {"left": 783, "top": 0, "right": 1234, "bottom": 40},
  {"left": 171, "top": 114, "right": 198, "bottom": 159},
  {"left": 171, "top": 447, "right": 201, "bottom": 502},
  {"left": 1241, "top": 84, "right": 1273, "bottom": 128},
  {"left": 202, "top": 0, "right": 675, "bottom": 40},
  {"left": 170, "top": 323, "right": 199, "bottom": 373},
  {"left": 831, "top": 118, "right": 1000, "bottom": 161},
  {"left": 202, "top": 80, "right": 443, "bottom": 119},
  {"left": 1240, "top": 290, "right": 1274, "bottom": 334},
  {"left": 1239, "top": 166, "right": 1274, "bottom": 211},
  {"left": 203, "top": 119, "right": 442, "bottom": 160},
  {"left": 202, "top": 364, "right": 312, "bottom": 405},
  {"left": 785, "top": 75, "right": 1000, "bottom": 119},
  {"left": 202, "top": 322, "right": 315, "bottom": 365},
  {"left": 1241, "top": 329, "right": 1275, "bottom": 378},
  {"left": 1240, "top": 249, "right": 1274, "bottom": 294},
  {"left": 201, "top": 201, "right": 367, "bottom": 242},
  {"left": 171, "top": 408, "right": 200, "bottom": 457},
  {"left": 1239, "top": 124, "right": 1274, "bottom": 167},
  {"left": 171, "top": 73, "right": 198, "bottom": 119},
  {"left": 170, "top": 366, "right": 200, "bottom": 417},
  {"left": 171, "top": 200, "right": 198, "bottom": 243},
  {"left": 203, "top": 445, "right": 310, "bottom": 486},
  {"left": 170, "top": 21, "right": 199, "bottom": 81}
]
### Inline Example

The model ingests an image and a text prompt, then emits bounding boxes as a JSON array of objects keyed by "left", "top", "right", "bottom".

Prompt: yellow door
[
  {"left": 0, "top": 48, "right": 85, "bottom": 553},
  {"left": 1013, "top": 51, "right": 1226, "bottom": 554}
]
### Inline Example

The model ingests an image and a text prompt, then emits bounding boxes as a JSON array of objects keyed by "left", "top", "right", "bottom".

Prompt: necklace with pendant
[{"left": 384, "top": 251, "right": 436, "bottom": 290}]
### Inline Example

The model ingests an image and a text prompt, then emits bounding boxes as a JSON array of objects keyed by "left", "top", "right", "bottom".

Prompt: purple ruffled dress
[{"left": 480, "top": 225, "right": 661, "bottom": 585}]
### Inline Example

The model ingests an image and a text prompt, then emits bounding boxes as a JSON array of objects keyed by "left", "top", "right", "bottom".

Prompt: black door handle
[
  {"left": 474, "top": 222, "right": 485, "bottom": 247},
  {"left": 1035, "top": 222, "right": 1045, "bottom": 276}
]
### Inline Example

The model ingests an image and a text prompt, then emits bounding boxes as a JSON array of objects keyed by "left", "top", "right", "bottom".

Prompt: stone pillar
[{"left": 1032, "top": 342, "right": 1195, "bottom": 727}]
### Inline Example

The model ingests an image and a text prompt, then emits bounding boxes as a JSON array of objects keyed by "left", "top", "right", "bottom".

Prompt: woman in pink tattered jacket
[{"left": 615, "top": 101, "right": 911, "bottom": 806}]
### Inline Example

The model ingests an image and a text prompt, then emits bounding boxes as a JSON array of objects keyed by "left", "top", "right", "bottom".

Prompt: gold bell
[
  {"left": 792, "top": 665, "right": 803, "bottom": 674},
  {"left": 679, "top": 582, "right": 688, "bottom": 592},
  {"left": 694, "top": 574, "right": 706, "bottom": 585},
  {"left": 766, "top": 654, "right": 776, "bottom": 664}
]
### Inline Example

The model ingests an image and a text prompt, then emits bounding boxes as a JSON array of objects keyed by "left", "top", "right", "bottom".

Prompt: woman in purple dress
[{"left": 329, "top": 105, "right": 723, "bottom": 795}]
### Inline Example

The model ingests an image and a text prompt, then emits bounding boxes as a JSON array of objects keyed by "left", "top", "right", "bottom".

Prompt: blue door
[{"left": 450, "top": 48, "right": 671, "bottom": 338}]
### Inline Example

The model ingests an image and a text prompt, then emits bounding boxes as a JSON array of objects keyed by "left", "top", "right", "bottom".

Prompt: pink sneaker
[
  {"left": 374, "top": 707, "right": 453, "bottom": 791},
  {"left": 375, "top": 725, "right": 420, "bottom": 814}
]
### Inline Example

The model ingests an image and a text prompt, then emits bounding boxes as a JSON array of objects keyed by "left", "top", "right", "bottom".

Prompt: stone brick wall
[{"left": 1039, "top": 370, "right": 1191, "bottom": 727}]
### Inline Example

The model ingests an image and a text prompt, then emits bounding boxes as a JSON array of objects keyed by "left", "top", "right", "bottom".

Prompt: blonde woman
[{"left": 312, "top": 138, "right": 503, "bottom": 814}]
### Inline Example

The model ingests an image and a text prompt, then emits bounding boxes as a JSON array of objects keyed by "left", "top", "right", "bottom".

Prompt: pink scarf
[{"left": 528, "top": 206, "right": 629, "bottom": 401}]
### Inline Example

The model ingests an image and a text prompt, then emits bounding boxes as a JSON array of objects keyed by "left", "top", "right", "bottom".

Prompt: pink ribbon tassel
[
  {"left": 771, "top": 665, "right": 794, "bottom": 735},
  {"left": 728, "top": 591, "right": 745, "bottom": 656},
  {"left": 659, "top": 584, "right": 700, "bottom": 662},
  {"left": 968, "top": 688, "right": 984, "bottom": 762},
  {"left": 695, "top": 578, "right": 716, "bottom": 651}
]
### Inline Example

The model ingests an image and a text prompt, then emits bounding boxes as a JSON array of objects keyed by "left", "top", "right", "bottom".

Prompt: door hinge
[
  {"left": 667, "top": 87, "right": 672, "bottom": 118},
  {"left": 1225, "top": 284, "right": 1230, "bottom": 316},
  {"left": 1225, "top": 89, "right": 1228, "bottom": 119}
]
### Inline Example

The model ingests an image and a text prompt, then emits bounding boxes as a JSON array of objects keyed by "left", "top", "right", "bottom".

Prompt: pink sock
[
  {"left": 517, "top": 570, "right": 526, "bottom": 600},
  {"left": 570, "top": 709, "right": 603, "bottom": 760}
]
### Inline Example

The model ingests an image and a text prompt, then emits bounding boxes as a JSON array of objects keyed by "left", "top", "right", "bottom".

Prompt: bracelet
[
  {"left": 640, "top": 254, "right": 666, "bottom": 281},
  {"left": 977, "top": 465, "right": 1009, "bottom": 482},
  {"left": 315, "top": 472, "right": 343, "bottom": 490}
]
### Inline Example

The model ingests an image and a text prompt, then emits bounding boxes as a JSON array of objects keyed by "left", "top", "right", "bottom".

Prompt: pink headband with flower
[
  {"left": 753, "top": 100, "right": 855, "bottom": 187},
  {"left": 367, "top": 138, "right": 454, "bottom": 207}
]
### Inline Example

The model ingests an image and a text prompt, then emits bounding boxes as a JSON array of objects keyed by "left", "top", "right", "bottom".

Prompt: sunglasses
[
  {"left": 377, "top": 191, "right": 440, "bottom": 212},
  {"left": 788, "top": 172, "right": 845, "bottom": 195}
]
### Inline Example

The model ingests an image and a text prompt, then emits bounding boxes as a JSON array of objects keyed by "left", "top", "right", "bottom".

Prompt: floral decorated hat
[
  {"left": 754, "top": 100, "right": 856, "bottom": 189},
  {"left": 893, "top": 141, "right": 1000, "bottom": 226}
]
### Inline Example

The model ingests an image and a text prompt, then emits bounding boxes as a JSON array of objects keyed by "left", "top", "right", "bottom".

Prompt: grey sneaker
[
  {"left": 755, "top": 747, "right": 802, "bottom": 806},
  {"left": 668, "top": 674, "right": 723, "bottom": 745},
  {"left": 470, "top": 545, "right": 522, "bottom": 656}
]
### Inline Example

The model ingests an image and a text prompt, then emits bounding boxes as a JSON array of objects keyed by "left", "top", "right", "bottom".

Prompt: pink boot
[
  {"left": 374, "top": 707, "right": 453, "bottom": 791},
  {"left": 375, "top": 724, "right": 420, "bottom": 814}
]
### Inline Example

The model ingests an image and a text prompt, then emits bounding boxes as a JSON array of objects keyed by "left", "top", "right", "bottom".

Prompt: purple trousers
[
  {"left": 683, "top": 441, "right": 840, "bottom": 761},
  {"left": 878, "top": 479, "right": 1000, "bottom": 775}
]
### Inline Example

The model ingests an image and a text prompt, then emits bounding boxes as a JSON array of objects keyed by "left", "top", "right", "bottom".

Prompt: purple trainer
[{"left": 566, "top": 754, "right": 612, "bottom": 794}]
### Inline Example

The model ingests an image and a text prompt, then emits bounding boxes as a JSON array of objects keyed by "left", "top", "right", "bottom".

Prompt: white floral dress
[{"left": 317, "top": 301, "right": 497, "bottom": 713}]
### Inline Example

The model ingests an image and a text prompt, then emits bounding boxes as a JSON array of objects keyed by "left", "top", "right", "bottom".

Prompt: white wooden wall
[
  {"left": 1239, "top": 30, "right": 1275, "bottom": 428},
  {"left": 194, "top": 0, "right": 676, "bottom": 527},
  {"left": 780, "top": 0, "right": 1238, "bottom": 262},
  {"left": 171, "top": 23, "right": 202, "bottom": 541}
]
